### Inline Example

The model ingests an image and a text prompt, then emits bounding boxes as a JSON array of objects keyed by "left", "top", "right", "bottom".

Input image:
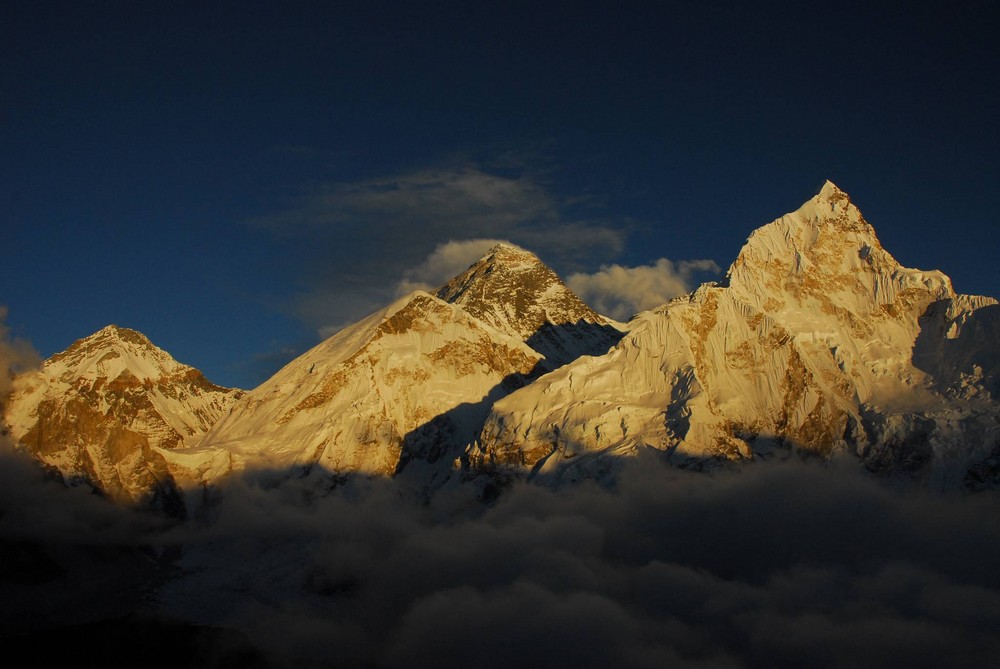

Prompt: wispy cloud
[
  {"left": 250, "top": 164, "right": 627, "bottom": 337},
  {"left": 254, "top": 167, "right": 556, "bottom": 233},
  {"left": 567, "top": 258, "right": 721, "bottom": 320}
]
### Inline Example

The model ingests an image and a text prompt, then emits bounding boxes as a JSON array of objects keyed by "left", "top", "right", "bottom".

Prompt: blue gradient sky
[{"left": 3, "top": 1, "right": 998, "bottom": 389}]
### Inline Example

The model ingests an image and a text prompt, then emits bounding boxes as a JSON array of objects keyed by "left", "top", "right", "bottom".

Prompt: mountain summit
[
  {"left": 726, "top": 180, "right": 953, "bottom": 317},
  {"left": 435, "top": 243, "right": 591, "bottom": 341},
  {"left": 436, "top": 243, "right": 623, "bottom": 366},
  {"left": 475, "top": 183, "right": 1000, "bottom": 487},
  {"left": 3, "top": 325, "right": 243, "bottom": 507},
  {"left": 182, "top": 245, "right": 622, "bottom": 488}
]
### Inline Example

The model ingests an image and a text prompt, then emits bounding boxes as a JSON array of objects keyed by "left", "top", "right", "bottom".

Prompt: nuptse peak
[{"left": 4, "top": 181, "right": 999, "bottom": 507}]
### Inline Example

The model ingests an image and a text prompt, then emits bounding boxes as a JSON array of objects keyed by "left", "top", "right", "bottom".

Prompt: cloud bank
[
  {"left": 136, "top": 459, "right": 1000, "bottom": 668},
  {"left": 567, "top": 258, "right": 721, "bottom": 320},
  {"left": 2, "top": 443, "right": 999, "bottom": 668}
]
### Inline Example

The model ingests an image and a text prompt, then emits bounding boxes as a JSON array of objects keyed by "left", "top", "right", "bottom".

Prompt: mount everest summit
[{"left": 4, "top": 181, "right": 999, "bottom": 505}]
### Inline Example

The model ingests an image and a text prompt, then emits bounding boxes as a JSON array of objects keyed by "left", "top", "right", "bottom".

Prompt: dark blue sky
[{"left": 3, "top": 1, "right": 998, "bottom": 388}]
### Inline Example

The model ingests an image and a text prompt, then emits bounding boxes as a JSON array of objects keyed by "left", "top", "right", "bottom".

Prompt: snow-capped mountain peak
[
  {"left": 435, "top": 243, "right": 592, "bottom": 335},
  {"left": 40, "top": 324, "right": 196, "bottom": 385},
  {"left": 475, "top": 182, "right": 1000, "bottom": 487},
  {"left": 164, "top": 249, "right": 623, "bottom": 491},
  {"left": 435, "top": 243, "right": 623, "bottom": 366},
  {"left": 816, "top": 178, "right": 849, "bottom": 201},
  {"left": 725, "top": 179, "right": 954, "bottom": 319},
  {"left": 3, "top": 325, "right": 242, "bottom": 507}
]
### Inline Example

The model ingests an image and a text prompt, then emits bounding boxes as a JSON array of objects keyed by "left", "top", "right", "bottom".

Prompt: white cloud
[{"left": 567, "top": 258, "right": 721, "bottom": 320}]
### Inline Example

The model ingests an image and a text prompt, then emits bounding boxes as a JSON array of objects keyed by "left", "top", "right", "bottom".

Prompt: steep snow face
[
  {"left": 474, "top": 286, "right": 849, "bottom": 475},
  {"left": 724, "top": 180, "right": 956, "bottom": 399},
  {"left": 3, "top": 325, "right": 243, "bottom": 505},
  {"left": 436, "top": 243, "right": 623, "bottom": 366},
  {"left": 475, "top": 182, "right": 1000, "bottom": 486},
  {"left": 184, "top": 291, "right": 542, "bottom": 483}
]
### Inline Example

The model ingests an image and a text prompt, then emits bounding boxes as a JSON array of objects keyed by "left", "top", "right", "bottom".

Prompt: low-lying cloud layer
[
  {"left": 4, "top": 450, "right": 995, "bottom": 669},
  {"left": 175, "top": 461, "right": 1000, "bottom": 668}
]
